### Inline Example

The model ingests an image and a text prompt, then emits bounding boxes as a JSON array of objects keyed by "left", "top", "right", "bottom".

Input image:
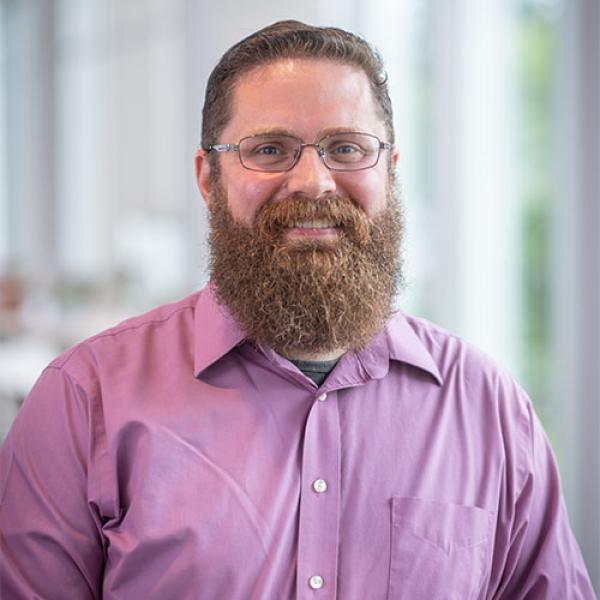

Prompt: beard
[{"left": 207, "top": 175, "right": 404, "bottom": 358}]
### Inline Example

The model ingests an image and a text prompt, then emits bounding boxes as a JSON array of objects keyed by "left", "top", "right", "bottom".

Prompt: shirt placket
[{"left": 296, "top": 390, "right": 341, "bottom": 599}]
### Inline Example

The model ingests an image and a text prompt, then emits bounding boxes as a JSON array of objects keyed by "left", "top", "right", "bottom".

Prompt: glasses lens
[
  {"left": 321, "top": 133, "right": 380, "bottom": 170},
  {"left": 239, "top": 135, "right": 299, "bottom": 172}
]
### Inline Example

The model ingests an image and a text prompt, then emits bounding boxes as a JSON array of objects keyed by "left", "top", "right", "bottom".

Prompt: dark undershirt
[{"left": 289, "top": 358, "right": 339, "bottom": 386}]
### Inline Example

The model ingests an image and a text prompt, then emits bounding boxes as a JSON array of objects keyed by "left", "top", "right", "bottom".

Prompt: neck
[{"left": 284, "top": 347, "right": 346, "bottom": 362}]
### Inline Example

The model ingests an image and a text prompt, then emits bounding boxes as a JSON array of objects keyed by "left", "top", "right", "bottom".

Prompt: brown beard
[{"left": 208, "top": 177, "right": 404, "bottom": 357}]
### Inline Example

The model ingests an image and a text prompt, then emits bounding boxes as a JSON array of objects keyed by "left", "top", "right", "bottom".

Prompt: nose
[{"left": 284, "top": 144, "right": 337, "bottom": 198}]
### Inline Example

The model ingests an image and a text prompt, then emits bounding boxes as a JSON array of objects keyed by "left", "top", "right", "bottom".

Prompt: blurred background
[{"left": 0, "top": 0, "right": 598, "bottom": 591}]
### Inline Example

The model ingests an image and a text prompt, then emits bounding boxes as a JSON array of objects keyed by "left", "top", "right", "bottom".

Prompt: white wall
[{"left": 555, "top": 0, "right": 600, "bottom": 583}]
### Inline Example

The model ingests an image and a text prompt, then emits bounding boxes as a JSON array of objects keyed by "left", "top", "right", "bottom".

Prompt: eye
[
  {"left": 332, "top": 143, "right": 361, "bottom": 155},
  {"left": 253, "top": 143, "right": 284, "bottom": 155},
  {"left": 240, "top": 136, "right": 297, "bottom": 169},
  {"left": 324, "top": 137, "right": 370, "bottom": 163}
]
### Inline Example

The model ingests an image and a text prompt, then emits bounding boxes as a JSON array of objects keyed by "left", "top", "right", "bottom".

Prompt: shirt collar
[
  {"left": 354, "top": 311, "right": 443, "bottom": 386},
  {"left": 194, "top": 286, "right": 443, "bottom": 386},
  {"left": 194, "top": 283, "right": 246, "bottom": 377}
]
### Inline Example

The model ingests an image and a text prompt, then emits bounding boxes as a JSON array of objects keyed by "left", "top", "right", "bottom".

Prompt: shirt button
[
  {"left": 309, "top": 575, "right": 324, "bottom": 590},
  {"left": 312, "top": 479, "right": 328, "bottom": 493},
  {"left": 317, "top": 393, "right": 327, "bottom": 402}
]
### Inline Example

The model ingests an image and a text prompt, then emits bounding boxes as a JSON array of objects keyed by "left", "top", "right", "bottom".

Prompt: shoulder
[
  {"left": 395, "top": 312, "right": 532, "bottom": 428},
  {"left": 47, "top": 291, "right": 201, "bottom": 384},
  {"left": 395, "top": 313, "right": 536, "bottom": 485},
  {"left": 402, "top": 313, "right": 523, "bottom": 388}
]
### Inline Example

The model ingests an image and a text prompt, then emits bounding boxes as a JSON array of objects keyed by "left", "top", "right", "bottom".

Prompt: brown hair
[{"left": 201, "top": 20, "right": 394, "bottom": 151}]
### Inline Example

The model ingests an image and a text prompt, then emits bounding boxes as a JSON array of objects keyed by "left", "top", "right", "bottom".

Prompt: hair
[{"left": 201, "top": 20, "right": 394, "bottom": 153}]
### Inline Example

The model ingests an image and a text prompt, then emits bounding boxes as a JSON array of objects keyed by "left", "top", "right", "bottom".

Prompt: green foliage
[{"left": 516, "top": 2, "right": 560, "bottom": 437}]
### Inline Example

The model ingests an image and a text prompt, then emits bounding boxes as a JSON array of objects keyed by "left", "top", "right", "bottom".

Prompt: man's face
[
  {"left": 196, "top": 58, "right": 403, "bottom": 358},
  {"left": 199, "top": 58, "right": 397, "bottom": 230}
]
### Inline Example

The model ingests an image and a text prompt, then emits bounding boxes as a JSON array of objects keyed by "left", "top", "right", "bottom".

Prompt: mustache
[{"left": 254, "top": 194, "right": 370, "bottom": 243}]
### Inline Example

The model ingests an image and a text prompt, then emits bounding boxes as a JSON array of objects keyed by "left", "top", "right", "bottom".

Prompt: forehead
[{"left": 223, "top": 58, "right": 385, "bottom": 140}]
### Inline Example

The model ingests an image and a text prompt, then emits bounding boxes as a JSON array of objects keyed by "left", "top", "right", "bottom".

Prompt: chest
[{"left": 98, "top": 369, "right": 502, "bottom": 599}]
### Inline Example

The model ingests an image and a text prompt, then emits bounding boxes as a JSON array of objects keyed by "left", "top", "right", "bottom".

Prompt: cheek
[
  {"left": 341, "top": 173, "right": 389, "bottom": 218},
  {"left": 225, "top": 176, "right": 283, "bottom": 225}
]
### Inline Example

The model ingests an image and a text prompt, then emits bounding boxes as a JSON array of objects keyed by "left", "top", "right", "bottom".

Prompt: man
[{"left": 0, "top": 20, "right": 595, "bottom": 600}]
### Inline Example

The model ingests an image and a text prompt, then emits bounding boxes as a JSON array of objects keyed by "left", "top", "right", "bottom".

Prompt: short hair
[{"left": 201, "top": 20, "right": 394, "bottom": 152}]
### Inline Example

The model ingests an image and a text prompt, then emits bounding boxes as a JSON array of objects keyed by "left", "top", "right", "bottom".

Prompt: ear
[
  {"left": 195, "top": 148, "right": 213, "bottom": 207},
  {"left": 390, "top": 148, "right": 400, "bottom": 170}
]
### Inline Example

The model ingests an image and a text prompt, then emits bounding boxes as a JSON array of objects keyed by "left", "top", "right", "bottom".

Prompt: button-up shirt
[{"left": 0, "top": 285, "right": 595, "bottom": 599}]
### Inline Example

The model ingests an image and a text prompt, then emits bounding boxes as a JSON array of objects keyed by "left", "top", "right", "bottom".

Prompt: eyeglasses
[{"left": 207, "top": 132, "right": 392, "bottom": 173}]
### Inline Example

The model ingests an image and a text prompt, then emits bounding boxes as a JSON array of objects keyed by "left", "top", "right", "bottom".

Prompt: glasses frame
[{"left": 207, "top": 132, "right": 393, "bottom": 173}]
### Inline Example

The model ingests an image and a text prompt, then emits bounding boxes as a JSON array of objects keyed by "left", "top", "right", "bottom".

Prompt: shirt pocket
[{"left": 388, "top": 496, "right": 494, "bottom": 600}]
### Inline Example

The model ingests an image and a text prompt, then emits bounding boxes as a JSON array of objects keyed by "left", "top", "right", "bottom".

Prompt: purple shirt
[{"left": 0, "top": 285, "right": 595, "bottom": 599}]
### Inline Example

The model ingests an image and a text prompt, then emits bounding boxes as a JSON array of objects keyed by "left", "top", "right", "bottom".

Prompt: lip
[
  {"left": 283, "top": 225, "right": 341, "bottom": 240},
  {"left": 290, "top": 218, "right": 339, "bottom": 229}
]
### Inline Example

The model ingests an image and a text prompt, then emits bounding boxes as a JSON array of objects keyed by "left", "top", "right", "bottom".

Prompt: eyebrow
[
  {"left": 243, "top": 126, "right": 368, "bottom": 140},
  {"left": 244, "top": 128, "right": 296, "bottom": 138}
]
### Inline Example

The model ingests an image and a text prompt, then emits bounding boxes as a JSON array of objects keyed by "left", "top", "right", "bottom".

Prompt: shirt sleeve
[
  {"left": 495, "top": 395, "right": 596, "bottom": 599},
  {"left": 0, "top": 365, "right": 105, "bottom": 599}
]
